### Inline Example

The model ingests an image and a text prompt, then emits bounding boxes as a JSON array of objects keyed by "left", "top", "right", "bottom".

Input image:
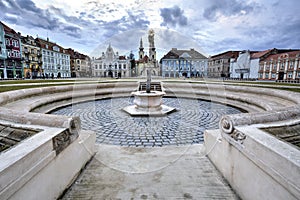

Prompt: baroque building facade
[
  {"left": 21, "top": 35, "right": 42, "bottom": 79},
  {"left": 258, "top": 50, "right": 300, "bottom": 81},
  {"left": 66, "top": 48, "right": 91, "bottom": 77},
  {"left": 208, "top": 51, "right": 239, "bottom": 78},
  {"left": 161, "top": 48, "right": 208, "bottom": 78},
  {"left": 36, "top": 37, "right": 71, "bottom": 78},
  {"left": 92, "top": 44, "right": 130, "bottom": 78},
  {"left": 0, "top": 22, "right": 22, "bottom": 79}
]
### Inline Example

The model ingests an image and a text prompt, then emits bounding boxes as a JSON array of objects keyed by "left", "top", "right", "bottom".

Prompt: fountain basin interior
[{"left": 123, "top": 91, "right": 176, "bottom": 116}]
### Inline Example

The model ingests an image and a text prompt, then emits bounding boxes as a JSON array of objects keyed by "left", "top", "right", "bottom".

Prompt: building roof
[
  {"left": 1, "top": 21, "right": 20, "bottom": 38},
  {"left": 209, "top": 51, "right": 240, "bottom": 60},
  {"left": 251, "top": 48, "right": 300, "bottom": 60},
  {"left": 36, "top": 37, "right": 67, "bottom": 54},
  {"left": 263, "top": 50, "right": 300, "bottom": 62},
  {"left": 161, "top": 48, "right": 207, "bottom": 60},
  {"left": 251, "top": 49, "right": 274, "bottom": 59},
  {"left": 66, "top": 48, "right": 88, "bottom": 59},
  {"left": 137, "top": 55, "right": 149, "bottom": 63}
]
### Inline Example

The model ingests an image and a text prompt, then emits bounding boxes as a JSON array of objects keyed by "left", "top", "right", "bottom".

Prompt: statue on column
[{"left": 148, "top": 29, "right": 155, "bottom": 48}]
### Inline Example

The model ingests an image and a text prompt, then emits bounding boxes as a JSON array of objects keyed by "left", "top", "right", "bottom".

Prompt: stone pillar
[
  {"left": 293, "top": 58, "right": 298, "bottom": 80},
  {"left": 284, "top": 59, "right": 288, "bottom": 80},
  {"left": 263, "top": 62, "right": 266, "bottom": 79}
]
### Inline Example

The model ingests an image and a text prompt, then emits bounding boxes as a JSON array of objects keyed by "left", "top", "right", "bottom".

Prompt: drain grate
[
  {"left": 0, "top": 125, "right": 40, "bottom": 153},
  {"left": 262, "top": 124, "right": 300, "bottom": 150}
]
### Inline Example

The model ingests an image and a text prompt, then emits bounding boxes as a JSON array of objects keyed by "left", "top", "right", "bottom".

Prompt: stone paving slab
[{"left": 60, "top": 144, "right": 239, "bottom": 199}]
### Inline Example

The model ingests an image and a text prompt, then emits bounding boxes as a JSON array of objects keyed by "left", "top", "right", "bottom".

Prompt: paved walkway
[{"left": 60, "top": 144, "right": 239, "bottom": 199}]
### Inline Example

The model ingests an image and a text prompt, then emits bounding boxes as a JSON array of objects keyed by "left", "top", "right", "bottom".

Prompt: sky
[{"left": 0, "top": 0, "right": 299, "bottom": 59}]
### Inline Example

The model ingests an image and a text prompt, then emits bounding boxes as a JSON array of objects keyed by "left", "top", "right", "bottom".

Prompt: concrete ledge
[
  {"left": 204, "top": 129, "right": 300, "bottom": 200},
  {"left": 0, "top": 123, "right": 95, "bottom": 200}
]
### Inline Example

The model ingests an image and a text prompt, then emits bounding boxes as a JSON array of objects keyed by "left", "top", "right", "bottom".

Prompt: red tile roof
[
  {"left": 210, "top": 51, "right": 239, "bottom": 60},
  {"left": 1, "top": 21, "right": 20, "bottom": 38},
  {"left": 36, "top": 37, "right": 67, "bottom": 54},
  {"left": 251, "top": 49, "right": 273, "bottom": 59},
  {"left": 263, "top": 50, "right": 300, "bottom": 61}
]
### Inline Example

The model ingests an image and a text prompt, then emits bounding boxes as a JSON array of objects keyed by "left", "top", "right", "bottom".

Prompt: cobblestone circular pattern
[{"left": 52, "top": 97, "right": 242, "bottom": 147}]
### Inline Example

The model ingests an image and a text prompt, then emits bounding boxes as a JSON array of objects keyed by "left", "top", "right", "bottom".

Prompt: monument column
[{"left": 148, "top": 29, "right": 156, "bottom": 61}]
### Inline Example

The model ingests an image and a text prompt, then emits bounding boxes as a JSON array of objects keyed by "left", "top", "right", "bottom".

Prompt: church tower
[{"left": 139, "top": 38, "right": 144, "bottom": 60}]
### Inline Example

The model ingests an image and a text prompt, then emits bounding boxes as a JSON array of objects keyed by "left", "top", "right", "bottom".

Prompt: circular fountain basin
[{"left": 123, "top": 91, "right": 176, "bottom": 116}]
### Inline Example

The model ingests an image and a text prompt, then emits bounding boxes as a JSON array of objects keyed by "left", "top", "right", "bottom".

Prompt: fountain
[{"left": 123, "top": 68, "right": 176, "bottom": 116}]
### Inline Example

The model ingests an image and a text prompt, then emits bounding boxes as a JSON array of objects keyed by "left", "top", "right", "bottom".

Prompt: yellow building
[{"left": 21, "top": 35, "right": 42, "bottom": 79}]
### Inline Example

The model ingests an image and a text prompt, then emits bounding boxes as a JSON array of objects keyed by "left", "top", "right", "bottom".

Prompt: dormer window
[{"left": 53, "top": 46, "right": 60, "bottom": 52}]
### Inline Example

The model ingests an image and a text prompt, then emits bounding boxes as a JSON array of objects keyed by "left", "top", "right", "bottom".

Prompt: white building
[
  {"left": 37, "top": 38, "right": 71, "bottom": 78},
  {"left": 230, "top": 50, "right": 259, "bottom": 79},
  {"left": 92, "top": 44, "right": 130, "bottom": 78}
]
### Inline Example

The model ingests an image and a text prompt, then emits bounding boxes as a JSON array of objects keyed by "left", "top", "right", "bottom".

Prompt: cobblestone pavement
[{"left": 52, "top": 97, "right": 241, "bottom": 147}]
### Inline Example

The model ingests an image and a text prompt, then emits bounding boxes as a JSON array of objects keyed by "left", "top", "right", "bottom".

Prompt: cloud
[
  {"left": 203, "top": 0, "right": 257, "bottom": 21},
  {"left": 0, "top": 0, "right": 60, "bottom": 30},
  {"left": 160, "top": 6, "right": 188, "bottom": 27},
  {"left": 63, "top": 25, "right": 82, "bottom": 38}
]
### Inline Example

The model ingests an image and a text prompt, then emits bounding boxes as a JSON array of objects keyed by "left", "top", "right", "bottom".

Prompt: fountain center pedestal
[{"left": 123, "top": 83, "right": 176, "bottom": 116}]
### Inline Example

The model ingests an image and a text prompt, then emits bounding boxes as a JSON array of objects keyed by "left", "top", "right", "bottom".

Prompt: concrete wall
[
  {"left": 0, "top": 123, "right": 95, "bottom": 200},
  {"left": 204, "top": 128, "right": 300, "bottom": 200}
]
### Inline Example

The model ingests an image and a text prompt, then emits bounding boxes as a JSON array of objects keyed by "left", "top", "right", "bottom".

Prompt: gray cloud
[
  {"left": 0, "top": 0, "right": 60, "bottom": 30},
  {"left": 63, "top": 26, "right": 82, "bottom": 38},
  {"left": 160, "top": 6, "right": 188, "bottom": 27},
  {"left": 0, "top": 0, "right": 87, "bottom": 38},
  {"left": 203, "top": 0, "right": 257, "bottom": 21}
]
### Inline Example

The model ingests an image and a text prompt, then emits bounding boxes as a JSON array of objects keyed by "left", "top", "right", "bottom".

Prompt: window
[
  {"left": 123, "top": 64, "right": 126, "bottom": 69},
  {"left": 289, "top": 61, "right": 294, "bottom": 69},
  {"left": 280, "top": 62, "right": 285, "bottom": 70},
  {"left": 288, "top": 72, "right": 293, "bottom": 78},
  {"left": 15, "top": 50, "right": 20, "bottom": 58},
  {"left": 265, "top": 73, "right": 269, "bottom": 79},
  {"left": 273, "top": 63, "right": 277, "bottom": 70},
  {"left": 271, "top": 73, "right": 276, "bottom": 78},
  {"left": 53, "top": 46, "right": 60, "bottom": 52},
  {"left": 11, "top": 50, "right": 15, "bottom": 57},
  {"left": 5, "top": 38, "right": 10, "bottom": 46}
]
